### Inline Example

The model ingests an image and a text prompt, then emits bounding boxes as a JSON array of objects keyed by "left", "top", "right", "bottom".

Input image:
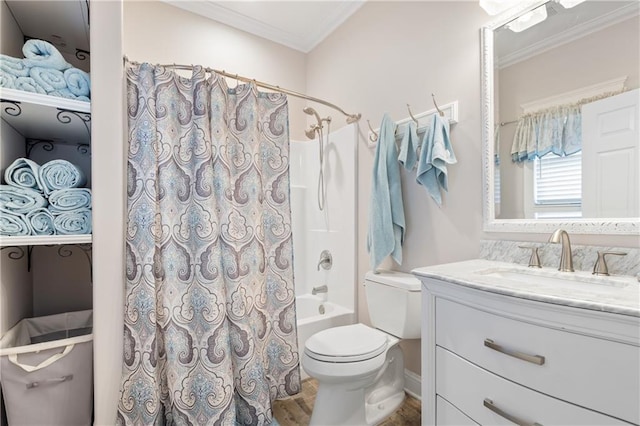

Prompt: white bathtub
[{"left": 295, "top": 294, "right": 354, "bottom": 379}]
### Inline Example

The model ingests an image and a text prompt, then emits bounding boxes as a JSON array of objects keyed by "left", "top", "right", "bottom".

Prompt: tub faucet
[
  {"left": 548, "top": 228, "right": 574, "bottom": 272},
  {"left": 312, "top": 285, "right": 328, "bottom": 295}
]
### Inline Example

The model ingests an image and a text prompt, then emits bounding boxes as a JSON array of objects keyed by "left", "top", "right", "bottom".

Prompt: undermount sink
[{"left": 475, "top": 267, "right": 631, "bottom": 289}]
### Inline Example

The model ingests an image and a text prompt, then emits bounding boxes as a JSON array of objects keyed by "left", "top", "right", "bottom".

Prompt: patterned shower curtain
[{"left": 118, "top": 63, "right": 300, "bottom": 425}]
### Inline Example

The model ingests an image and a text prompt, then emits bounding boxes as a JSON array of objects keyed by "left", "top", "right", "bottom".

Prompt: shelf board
[
  {"left": 0, "top": 234, "right": 92, "bottom": 247},
  {"left": 1, "top": 87, "right": 90, "bottom": 144}
]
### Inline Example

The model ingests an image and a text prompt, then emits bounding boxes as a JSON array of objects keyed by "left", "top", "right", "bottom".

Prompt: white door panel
[{"left": 582, "top": 89, "right": 639, "bottom": 218}]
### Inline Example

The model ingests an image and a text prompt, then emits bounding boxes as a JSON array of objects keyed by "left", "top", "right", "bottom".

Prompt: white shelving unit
[
  {"left": 1, "top": 88, "right": 93, "bottom": 246},
  {"left": 1, "top": 1, "right": 125, "bottom": 424},
  {"left": 0, "top": 0, "right": 93, "bottom": 353},
  {"left": 0, "top": 234, "right": 92, "bottom": 247},
  {"left": 1, "top": 88, "right": 91, "bottom": 145}
]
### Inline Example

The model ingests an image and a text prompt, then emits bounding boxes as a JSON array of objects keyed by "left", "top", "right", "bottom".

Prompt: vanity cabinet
[{"left": 418, "top": 272, "right": 640, "bottom": 426}]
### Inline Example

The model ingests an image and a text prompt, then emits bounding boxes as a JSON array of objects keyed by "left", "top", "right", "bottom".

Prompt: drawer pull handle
[
  {"left": 484, "top": 339, "right": 545, "bottom": 365},
  {"left": 483, "top": 398, "right": 542, "bottom": 426}
]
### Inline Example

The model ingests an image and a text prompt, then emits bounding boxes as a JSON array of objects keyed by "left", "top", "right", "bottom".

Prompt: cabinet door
[
  {"left": 436, "top": 396, "right": 478, "bottom": 426},
  {"left": 436, "top": 347, "right": 630, "bottom": 426},
  {"left": 436, "top": 297, "right": 640, "bottom": 423}
]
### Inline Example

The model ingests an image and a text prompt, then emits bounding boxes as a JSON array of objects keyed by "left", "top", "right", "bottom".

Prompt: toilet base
[
  {"left": 308, "top": 345, "right": 406, "bottom": 425},
  {"left": 366, "top": 389, "right": 405, "bottom": 425}
]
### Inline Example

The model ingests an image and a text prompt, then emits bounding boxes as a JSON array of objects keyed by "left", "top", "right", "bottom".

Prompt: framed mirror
[{"left": 481, "top": 0, "right": 639, "bottom": 234}]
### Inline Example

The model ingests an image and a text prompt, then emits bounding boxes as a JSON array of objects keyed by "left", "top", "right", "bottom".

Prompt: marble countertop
[{"left": 413, "top": 259, "right": 640, "bottom": 317}]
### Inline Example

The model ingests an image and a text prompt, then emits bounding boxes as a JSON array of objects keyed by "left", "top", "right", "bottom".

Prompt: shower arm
[{"left": 125, "top": 59, "right": 361, "bottom": 125}]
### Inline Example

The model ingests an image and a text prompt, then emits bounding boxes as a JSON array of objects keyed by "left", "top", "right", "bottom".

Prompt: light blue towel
[
  {"left": 30, "top": 66, "right": 67, "bottom": 93},
  {"left": 48, "top": 188, "right": 92, "bottom": 213},
  {"left": 26, "top": 208, "right": 55, "bottom": 235},
  {"left": 49, "top": 88, "right": 77, "bottom": 99},
  {"left": 48, "top": 88, "right": 90, "bottom": 102},
  {"left": 0, "top": 185, "right": 47, "bottom": 214},
  {"left": 64, "top": 68, "right": 91, "bottom": 97},
  {"left": 22, "top": 39, "right": 71, "bottom": 71},
  {"left": 0, "top": 209, "right": 31, "bottom": 236},
  {"left": 0, "top": 54, "right": 31, "bottom": 77},
  {"left": 398, "top": 121, "right": 419, "bottom": 171},
  {"left": 4, "top": 158, "right": 43, "bottom": 193},
  {"left": 367, "top": 114, "right": 405, "bottom": 270},
  {"left": 14, "top": 76, "right": 46, "bottom": 94},
  {"left": 416, "top": 114, "right": 457, "bottom": 206},
  {"left": 53, "top": 208, "right": 92, "bottom": 235},
  {"left": 39, "top": 159, "right": 87, "bottom": 195},
  {"left": 0, "top": 69, "right": 16, "bottom": 89}
]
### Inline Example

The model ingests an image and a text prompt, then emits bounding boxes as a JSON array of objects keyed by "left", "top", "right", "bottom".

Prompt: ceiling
[{"left": 162, "top": 1, "right": 366, "bottom": 53}]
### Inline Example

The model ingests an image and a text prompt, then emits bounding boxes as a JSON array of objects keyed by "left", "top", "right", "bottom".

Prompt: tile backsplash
[{"left": 480, "top": 239, "right": 640, "bottom": 278}]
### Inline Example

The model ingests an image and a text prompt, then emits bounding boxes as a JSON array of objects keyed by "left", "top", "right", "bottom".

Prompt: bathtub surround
[
  {"left": 480, "top": 239, "right": 640, "bottom": 277},
  {"left": 290, "top": 124, "right": 357, "bottom": 379},
  {"left": 119, "top": 63, "right": 299, "bottom": 425}
]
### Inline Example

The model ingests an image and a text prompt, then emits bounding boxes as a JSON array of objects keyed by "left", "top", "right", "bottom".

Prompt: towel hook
[
  {"left": 366, "top": 120, "right": 378, "bottom": 143},
  {"left": 407, "top": 104, "right": 419, "bottom": 125},
  {"left": 431, "top": 93, "right": 444, "bottom": 117}
]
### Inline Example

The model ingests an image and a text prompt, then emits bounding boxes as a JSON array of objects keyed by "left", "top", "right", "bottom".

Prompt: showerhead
[
  {"left": 303, "top": 106, "right": 322, "bottom": 125},
  {"left": 304, "top": 106, "right": 323, "bottom": 140},
  {"left": 305, "top": 127, "right": 318, "bottom": 139}
]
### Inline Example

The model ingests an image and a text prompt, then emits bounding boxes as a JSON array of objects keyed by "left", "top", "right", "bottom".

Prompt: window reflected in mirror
[{"left": 492, "top": 0, "right": 639, "bottom": 220}]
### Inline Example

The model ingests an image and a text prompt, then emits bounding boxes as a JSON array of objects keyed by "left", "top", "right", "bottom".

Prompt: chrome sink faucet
[{"left": 548, "top": 229, "right": 574, "bottom": 272}]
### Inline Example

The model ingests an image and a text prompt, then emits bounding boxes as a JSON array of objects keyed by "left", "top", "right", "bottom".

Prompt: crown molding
[{"left": 162, "top": 1, "right": 364, "bottom": 53}]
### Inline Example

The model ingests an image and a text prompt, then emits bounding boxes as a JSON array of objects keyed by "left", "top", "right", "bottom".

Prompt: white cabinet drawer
[
  {"left": 436, "top": 347, "right": 630, "bottom": 426},
  {"left": 436, "top": 396, "right": 479, "bottom": 425},
  {"left": 436, "top": 297, "right": 640, "bottom": 424}
]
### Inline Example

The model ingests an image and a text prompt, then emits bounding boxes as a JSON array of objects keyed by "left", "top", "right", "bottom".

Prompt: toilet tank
[{"left": 364, "top": 270, "right": 422, "bottom": 339}]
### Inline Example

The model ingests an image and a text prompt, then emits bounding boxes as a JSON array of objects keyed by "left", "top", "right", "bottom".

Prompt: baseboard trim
[{"left": 404, "top": 369, "right": 421, "bottom": 400}]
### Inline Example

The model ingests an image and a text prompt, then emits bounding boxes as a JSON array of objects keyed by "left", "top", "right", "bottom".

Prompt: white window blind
[{"left": 533, "top": 152, "right": 582, "bottom": 205}]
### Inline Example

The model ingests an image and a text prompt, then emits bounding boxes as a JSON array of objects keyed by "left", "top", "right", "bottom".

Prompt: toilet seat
[{"left": 304, "top": 324, "right": 388, "bottom": 363}]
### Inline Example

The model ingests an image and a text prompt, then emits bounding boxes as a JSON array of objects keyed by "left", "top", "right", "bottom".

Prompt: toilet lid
[{"left": 304, "top": 324, "right": 388, "bottom": 363}]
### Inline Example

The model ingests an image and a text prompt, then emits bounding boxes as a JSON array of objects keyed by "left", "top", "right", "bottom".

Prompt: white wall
[
  {"left": 306, "top": 1, "right": 488, "bottom": 376},
  {"left": 123, "top": 0, "right": 308, "bottom": 140},
  {"left": 306, "top": 1, "right": 640, "bottom": 376},
  {"left": 90, "top": 1, "right": 125, "bottom": 424},
  {"left": 0, "top": 0, "right": 22, "bottom": 58}
]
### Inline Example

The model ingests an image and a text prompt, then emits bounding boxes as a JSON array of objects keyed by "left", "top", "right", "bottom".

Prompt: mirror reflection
[{"left": 493, "top": 0, "right": 639, "bottom": 220}]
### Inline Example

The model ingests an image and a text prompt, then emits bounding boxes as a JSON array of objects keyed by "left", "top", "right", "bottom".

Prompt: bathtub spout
[{"left": 312, "top": 285, "right": 328, "bottom": 295}]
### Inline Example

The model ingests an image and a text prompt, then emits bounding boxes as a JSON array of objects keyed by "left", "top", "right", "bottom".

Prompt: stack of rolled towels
[
  {"left": 0, "top": 39, "right": 90, "bottom": 101},
  {"left": 0, "top": 158, "right": 91, "bottom": 236}
]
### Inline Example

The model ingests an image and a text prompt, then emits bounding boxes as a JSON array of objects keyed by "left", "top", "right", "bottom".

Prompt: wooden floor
[{"left": 273, "top": 378, "right": 421, "bottom": 426}]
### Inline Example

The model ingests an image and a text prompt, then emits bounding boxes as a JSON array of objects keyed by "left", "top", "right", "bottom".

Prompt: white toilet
[{"left": 302, "top": 270, "right": 421, "bottom": 425}]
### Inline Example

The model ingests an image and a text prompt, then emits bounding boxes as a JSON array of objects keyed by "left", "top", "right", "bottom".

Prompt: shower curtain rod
[{"left": 125, "top": 58, "right": 361, "bottom": 124}]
